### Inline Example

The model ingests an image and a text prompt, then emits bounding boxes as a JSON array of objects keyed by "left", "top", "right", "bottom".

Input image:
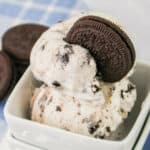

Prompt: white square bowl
[
  {"left": 4, "top": 61, "right": 150, "bottom": 150},
  {"left": 6, "top": 131, "right": 41, "bottom": 150}
]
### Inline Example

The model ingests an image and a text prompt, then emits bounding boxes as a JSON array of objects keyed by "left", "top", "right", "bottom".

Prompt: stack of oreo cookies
[{"left": 0, "top": 24, "right": 48, "bottom": 100}]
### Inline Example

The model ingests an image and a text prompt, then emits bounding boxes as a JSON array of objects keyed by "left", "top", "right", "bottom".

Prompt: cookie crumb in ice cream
[
  {"left": 77, "top": 112, "right": 81, "bottom": 115},
  {"left": 88, "top": 123, "right": 99, "bottom": 134},
  {"left": 56, "top": 51, "right": 71, "bottom": 66},
  {"left": 56, "top": 106, "right": 62, "bottom": 112},
  {"left": 64, "top": 44, "right": 74, "bottom": 54},
  {"left": 125, "top": 83, "right": 135, "bottom": 93},
  {"left": 120, "top": 108, "right": 124, "bottom": 113},
  {"left": 91, "top": 84, "right": 101, "bottom": 93},
  {"left": 52, "top": 81, "right": 61, "bottom": 87},
  {"left": 81, "top": 51, "right": 92, "bottom": 67},
  {"left": 63, "top": 127, "right": 70, "bottom": 131},
  {"left": 39, "top": 103, "right": 45, "bottom": 118},
  {"left": 39, "top": 113, "right": 42, "bottom": 118},
  {"left": 106, "top": 126, "right": 111, "bottom": 133},
  {"left": 38, "top": 94, "right": 47, "bottom": 106},
  {"left": 98, "top": 120, "right": 102, "bottom": 123},
  {"left": 58, "top": 44, "right": 74, "bottom": 65},
  {"left": 94, "top": 134, "right": 104, "bottom": 139},
  {"left": 47, "top": 96, "right": 53, "bottom": 105},
  {"left": 41, "top": 44, "right": 45, "bottom": 51},
  {"left": 110, "top": 86, "right": 115, "bottom": 91},
  {"left": 120, "top": 90, "right": 124, "bottom": 99},
  {"left": 96, "top": 72, "right": 102, "bottom": 80},
  {"left": 77, "top": 103, "right": 81, "bottom": 107},
  {"left": 61, "top": 53, "right": 69, "bottom": 65},
  {"left": 65, "top": 15, "right": 136, "bottom": 82},
  {"left": 30, "top": 14, "right": 137, "bottom": 139},
  {"left": 120, "top": 83, "right": 135, "bottom": 99}
]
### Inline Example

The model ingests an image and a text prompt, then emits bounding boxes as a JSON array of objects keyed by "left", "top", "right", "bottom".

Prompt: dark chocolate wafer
[{"left": 2, "top": 24, "right": 48, "bottom": 64}]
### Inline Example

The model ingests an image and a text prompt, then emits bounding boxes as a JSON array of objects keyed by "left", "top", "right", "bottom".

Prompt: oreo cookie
[
  {"left": 65, "top": 16, "right": 135, "bottom": 82},
  {"left": 2, "top": 23, "right": 48, "bottom": 81},
  {"left": 0, "top": 51, "right": 15, "bottom": 100},
  {"left": 2, "top": 23, "right": 48, "bottom": 64}
]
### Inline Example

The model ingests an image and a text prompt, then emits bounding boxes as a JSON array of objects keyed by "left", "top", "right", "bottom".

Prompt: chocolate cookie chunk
[
  {"left": 65, "top": 16, "right": 135, "bottom": 82},
  {"left": 0, "top": 51, "right": 13, "bottom": 100},
  {"left": 2, "top": 24, "right": 48, "bottom": 64}
]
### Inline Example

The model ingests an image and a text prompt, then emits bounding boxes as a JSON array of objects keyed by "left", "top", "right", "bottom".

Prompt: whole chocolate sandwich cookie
[
  {"left": 0, "top": 51, "right": 16, "bottom": 100},
  {"left": 2, "top": 23, "right": 48, "bottom": 79},
  {"left": 65, "top": 16, "right": 135, "bottom": 82}
]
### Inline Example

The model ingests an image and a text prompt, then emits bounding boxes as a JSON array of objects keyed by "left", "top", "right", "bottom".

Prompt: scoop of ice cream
[
  {"left": 30, "top": 15, "right": 104, "bottom": 101},
  {"left": 30, "top": 79, "right": 136, "bottom": 138}
]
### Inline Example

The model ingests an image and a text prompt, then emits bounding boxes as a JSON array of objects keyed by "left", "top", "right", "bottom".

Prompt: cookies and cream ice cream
[
  {"left": 31, "top": 79, "right": 136, "bottom": 138},
  {"left": 30, "top": 13, "right": 137, "bottom": 138}
]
